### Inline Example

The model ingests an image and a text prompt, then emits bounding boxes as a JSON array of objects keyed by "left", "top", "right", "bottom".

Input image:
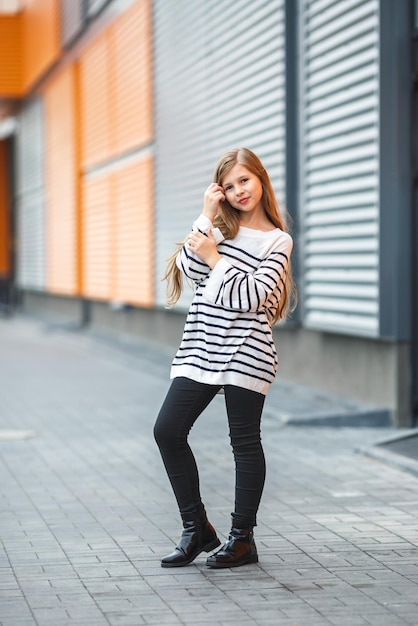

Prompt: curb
[
  {"left": 276, "top": 408, "right": 392, "bottom": 428},
  {"left": 356, "top": 429, "right": 418, "bottom": 477}
]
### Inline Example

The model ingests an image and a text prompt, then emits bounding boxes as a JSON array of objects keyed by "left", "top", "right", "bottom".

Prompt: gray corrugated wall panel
[
  {"left": 16, "top": 99, "right": 44, "bottom": 195},
  {"left": 86, "top": 0, "right": 110, "bottom": 17},
  {"left": 301, "top": 0, "right": 380, "bottom": 337},
  {"left": 16, "top": 192, "right": 46, "bottom": 290},
  {"left": 15, "top": 99, "right": 46, "bottom": 290},
  {"left": 60, "top": 0, "right": 84, "bottom": 47},
  {"left": 154, "top": 0, "right": 287, "bottom": 308}
]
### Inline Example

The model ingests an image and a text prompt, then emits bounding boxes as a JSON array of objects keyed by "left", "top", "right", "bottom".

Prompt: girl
[{"left": 154, "top": 148, "right": 296, "bottom": 569}]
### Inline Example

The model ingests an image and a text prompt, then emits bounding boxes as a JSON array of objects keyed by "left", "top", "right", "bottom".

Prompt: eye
[
  {"left": 224, "top": 185, "right": 232, "bottom": 191},
  {"left": 241, "top": 178, "right": 248, "bottom": 183}
]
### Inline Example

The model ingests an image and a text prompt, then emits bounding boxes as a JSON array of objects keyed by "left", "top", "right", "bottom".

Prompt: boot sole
[
  {"left": 161, "top": 537, "right": 221, "bottom": 568},
  {"left": 206, "top": 553, "right": 258, "bottom": 569}
]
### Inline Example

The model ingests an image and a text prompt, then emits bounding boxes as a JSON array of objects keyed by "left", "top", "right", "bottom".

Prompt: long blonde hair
[{"left": 164, "top": 148, "right": 297, "bottom": 322}]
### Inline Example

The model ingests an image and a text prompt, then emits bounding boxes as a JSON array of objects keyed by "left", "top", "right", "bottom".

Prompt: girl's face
[{"left": 222, "top": 164, "right": 263, "bottom": 216}]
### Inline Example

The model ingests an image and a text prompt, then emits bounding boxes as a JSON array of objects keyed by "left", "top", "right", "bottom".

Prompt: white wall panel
[
  {"left": 301, "top": 0, "right": 380, "bottom": 336},
  {"left": 153, "top": 0, "right": 286, "bottom": 307}
]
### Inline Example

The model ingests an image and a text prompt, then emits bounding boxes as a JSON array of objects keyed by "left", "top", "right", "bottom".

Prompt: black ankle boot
[
  {"left": 206, "top": 526, "right": 258, "bottom": 568},
  {"left": 161, "top": 510, "right": 221, "bottom": 568}
]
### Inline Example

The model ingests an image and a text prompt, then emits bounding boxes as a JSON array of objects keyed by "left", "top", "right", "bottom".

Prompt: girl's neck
[{"left": 239, "top": 212, "right": 276, "bottom": 232}]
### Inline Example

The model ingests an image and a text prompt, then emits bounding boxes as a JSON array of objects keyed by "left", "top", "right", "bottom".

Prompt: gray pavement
[{"left": 1, "top": 316, "right": 418, "bottom": 626}]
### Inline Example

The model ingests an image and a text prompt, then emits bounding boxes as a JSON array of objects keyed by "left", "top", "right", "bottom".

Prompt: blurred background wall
[{"left": 0, "top": 0, "right": 416, "bottom": 427}]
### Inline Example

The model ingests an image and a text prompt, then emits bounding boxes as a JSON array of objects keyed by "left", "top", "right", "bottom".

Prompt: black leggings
[{"left": 154, "top": 377, "right": 266, "bottom": 527}]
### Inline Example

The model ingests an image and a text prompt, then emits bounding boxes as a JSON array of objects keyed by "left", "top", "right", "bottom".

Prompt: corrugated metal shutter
[
  {"left": 153, "top": 0, "right": 286, "bottom": 307},
  {"left": 110, "top": 0, "right": 152, "bottom": 156},
  {"left": 80, "top": 0, "right": 152, "bottom": 166},
  {"left": 301, "top": 0, "right": 380, "bottom": 336},
  {"left": 15, "top": 98, "right": 46, "bottom": 290},
  {"left": 60, "top": 0, "right": 85, "bottom": 47},
  {"left": 82, "top": 173, "right": 112, "bottom": 300},
  {"left": 113, "top": 156, "right": 154, "bottom": 307},
  {"left": 79, "top": 31, "right": 111, "bottom": 170},
  {"left": 44, "top": 65, "right": 79, "bottom": 295},
  {"left": 79, "top": 0, "right": 153, "bottom": 305},
  {"left": 82, "top": 155, "right": 154, "bottom": 305}
]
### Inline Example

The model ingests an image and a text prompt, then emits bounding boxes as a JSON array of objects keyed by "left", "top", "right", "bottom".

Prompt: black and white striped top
[{"left": 170, "top": 214, "right": 293, "bottom": 395}]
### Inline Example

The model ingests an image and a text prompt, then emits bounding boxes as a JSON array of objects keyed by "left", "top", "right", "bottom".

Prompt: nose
[{"left": 236, "top": 186, "right": 244, "bottom": 196}]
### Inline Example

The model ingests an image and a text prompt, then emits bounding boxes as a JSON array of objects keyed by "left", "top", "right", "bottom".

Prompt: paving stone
[{"left": 1, "top": 317, "right": 418, "bottom": 626}]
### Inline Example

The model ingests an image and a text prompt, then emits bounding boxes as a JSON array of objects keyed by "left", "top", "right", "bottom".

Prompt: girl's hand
[
  {"left": 186, "top": 230, "right": 221, "bottom": 269},
  {"left": 203, "top": 183, "right": 225, "bottom": 222}
]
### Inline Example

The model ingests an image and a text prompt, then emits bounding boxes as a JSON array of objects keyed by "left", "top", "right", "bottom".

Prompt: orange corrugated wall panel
[
  {"left": 0, "top": 14, "right": 24, "bottom": 96},
  {"left": 110, "top": 0, "right": 153, "bottom": 156},
  {"left": 0, "top": 141, "right": 10, "bottom": 277},
  {"left": 22, "top": 0, "right": 60, "bottom": 92},
  {"left": 80, "top": 0, "right": 152, "bottom": 168},
  {"left": 78, "top": 0, "right": 154, "bottom": 305},
  {"left": 44, "top": 65, "right": 80, "bottom": 295},
  {"left": 113, "top": 156, "right": 153, "bottom": 306},
  {"left": 82, "top": 174, "right": 113, "bottom": 300},
  {"left": 79, "top": 31, "right": 112, "bottom": 170}
]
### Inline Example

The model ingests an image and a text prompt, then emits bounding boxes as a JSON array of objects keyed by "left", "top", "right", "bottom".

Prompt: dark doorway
[{"left": 0, "top": 137, "right": 16, "bottom": 317}]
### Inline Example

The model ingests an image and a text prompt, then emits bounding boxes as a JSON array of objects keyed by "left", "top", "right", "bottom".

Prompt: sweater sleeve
[
  {"left": 202, "top": 232, "right": 293, "bottom": 312},
  {"left": 175, "top": 214, "right": 225, "bottom": 284}
]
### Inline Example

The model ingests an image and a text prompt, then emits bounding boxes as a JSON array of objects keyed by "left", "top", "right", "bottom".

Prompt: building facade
[{"left": 0, "top": 0, "right": 416, "bottom": 426}]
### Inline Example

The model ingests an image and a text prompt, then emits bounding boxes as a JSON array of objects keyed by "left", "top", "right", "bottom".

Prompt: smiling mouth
[{"left": 239, "top": 198, "right": 250, "bottom": 204}]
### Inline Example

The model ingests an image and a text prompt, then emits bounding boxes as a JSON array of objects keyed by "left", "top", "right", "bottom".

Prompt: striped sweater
[{"left": 170, "top": 214, "right": 293, "bottom": 395}]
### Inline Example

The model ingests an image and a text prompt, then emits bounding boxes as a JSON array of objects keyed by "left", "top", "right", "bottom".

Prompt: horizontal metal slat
[
  {"left": 207, "top": 102, "right": 284, "bottom": 137},
  {"left": 166, "top": 107, "right": 284, "bottom": 156},
  {"left": 306, "top": 144, "right": 377, "bottom": 171},
  {"left": 307, "top": 268, "right": 378, "bottom": 283},
  {"left": 307, "top": 222, "right": 378, "bottom": 239},
  {"left": 307, "top": 94, "right": 378, "bottom": 131},
  {"left": 307, "top": 128, "right": 377, "bottom": 157},
  {"left": 306, "top": 283, "right": 378, "bottom": 298},
  {"left": 306, "top": 3, "right": 377, "bottom": 49},
  {"left": 308, "top": 79, "right": 377, "bottom": 116},
  {"left": 306, "top": 296, "right": 378, "bottom": 315},
  {"left": 306, "top": 62, "right": 378, "bottom": 102},
  {"left": 206, "top": 75, "right": 284, "bottom": 125},
  {"left": 307, "top": 161, "right": 377, "bottom": 184},
  {"left": 306, "top": 207, "right": 377, "bottom": 225},
  {"left": 307, "top": 0, "right": 372, "bottom": 31},
  {"left": 305, "top": 311, "right": 378, "bottom": 335},
  {"left": 307, "top": 191, "right": 378, "bottom": 211},
  {"left": 306, "top": 0, "right": 346, "bottom": 18},
  {"left": 307, "top": 176, "right": 377, "bottom": 199},
  {"left": 305, "top": 15, "right": 377, "bottom": 61},
  {"left": 306, "top": 46, "right": 377, "bottom": 91},
  {"left": 308, "top": 29, "right": 377, "bottom": 75},
  {"left": 206, "top": 2, "right": 282, "bottom": 49},
  {"left": 307, "top": 238, "right": 378, "bottom": 253},
  {"left": 306, "top": 253, "right": 378, "bottom": 268},
  {"left": 307, "top": 112, "right": 377, "bottom": 143}
]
